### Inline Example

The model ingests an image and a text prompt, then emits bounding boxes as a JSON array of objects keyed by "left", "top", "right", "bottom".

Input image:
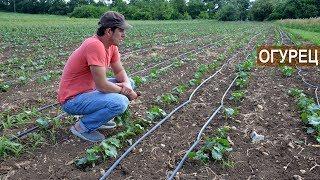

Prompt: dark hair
[{"left": 96, "top": 26, "right": 117, "bottom": 36}]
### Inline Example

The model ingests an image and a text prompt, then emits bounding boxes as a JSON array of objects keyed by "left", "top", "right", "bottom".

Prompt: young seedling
[
  {"left": 172, "top": 84, "right": 187, "bottom": 95},
  {"left": 188, "top": 126, "right": 233, "bottom": 165},
  {"left": 236, "top": 60, "right": 254, "bottom": 72},
  {"left": 28, "top": 132, "right": 45, "bottom": 149},
  {"left": 188, "top": 78, "right": 201, "bottom": 86},
  {"left": 0, "top": 82, "right": 10, "bottom": 92},
  {"left": 150, "top": 68, "right": 159, "bottom": 79},
  {"left": 280, "top": 66, "right": 295, "bottom": 77},
  {"left": 146, "top": 106, "right": 166, "bottom": 121},
  {"left": 224, "top": 107, "right": 239, "bottom": 120},
  {"left": 132, "top": 75, "right": 147, "bottom": 87},
  {"left": 288, "top": 88, "right": 303, "bottom": 98},
  {"left": 235, "top": 78, "right": 248, "bottom": 89},
  {"left": 159, "top": 93, "right": 178, "bottom": 104},
  {"left": 172, "top": 59, "right": 184, "bottom": 67},
  {"left": 229, "top": 90, "right": 245, "bottom": 101}
]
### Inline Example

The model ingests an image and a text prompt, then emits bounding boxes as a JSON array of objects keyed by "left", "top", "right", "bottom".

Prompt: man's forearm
[
  {"left": 96, "top": 80, "right": 122, "bottom": 93},
  {"left": 115, "top": 69, "right": 131, "bottom": 88}
]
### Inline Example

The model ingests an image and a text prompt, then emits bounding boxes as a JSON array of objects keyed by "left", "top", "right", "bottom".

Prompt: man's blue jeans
[{"left": 62, "top": 78, "right": 135, "bottom": 132}]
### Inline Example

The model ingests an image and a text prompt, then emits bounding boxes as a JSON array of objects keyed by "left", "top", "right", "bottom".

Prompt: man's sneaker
[
  {"left": 70, "top": 126, "right": 105, "bottom": 142},
  {"left": 98, "top": 118, "right": 116, "bottom": 129}
]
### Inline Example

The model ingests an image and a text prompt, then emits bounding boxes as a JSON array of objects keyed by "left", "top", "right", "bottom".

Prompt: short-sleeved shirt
[{"left": 58, "top": 36, "right": 120, "bottom": 104}]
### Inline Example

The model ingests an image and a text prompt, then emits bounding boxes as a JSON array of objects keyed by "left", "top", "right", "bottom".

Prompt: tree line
[{"left": 0, "top": 0, "right": 319, "bottom": 21}]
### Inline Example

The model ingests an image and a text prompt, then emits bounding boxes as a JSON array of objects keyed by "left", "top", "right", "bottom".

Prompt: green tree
[
  {"left": 249, "top": 0, "right": 273, "bottom": 21},
  {"left": 170, "top": 0, "right": 187, "bottom": 14},
  {"left": 49, "top": 0, "right": 68, "bottom": 15},
  {"left": 151, "top": 0, "right": 173, "bottom": 20},
  {"left": 235, "top": 0, "right": 250, "bottom": 20},
  {"left": 216, "top": 4, "right": 239, "bottom": 21},
  {"left": 187, "top": 0, "right": 206, "bottom": 19},
  {"left": 67, "top": 0, "right": 90, "bottom": 13},
  {"left": 69, "top": 5, "right": 107, "bottom": 18}
]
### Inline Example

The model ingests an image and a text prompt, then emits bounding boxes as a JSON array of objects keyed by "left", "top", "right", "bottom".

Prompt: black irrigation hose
[
  {"left": 6, "top": 103, "right": 61, "bottom": 141},
  {"left": 99, "top": 33, "right": 260, "bottom": 180},
  {"left": 9, "top": 112, "right": 67, "bottom": 141},
  {"left": 168, "top": 75, "right": 239, "bottom": 180},
  {"left": 37, "top": 102, "right": 60, "bottom": 112},
  {"left": 279, "top": 29, "right": 320, "bottom": 105},
  {"left": 6, "top": 102, "right": 60, "bottom": 141}
]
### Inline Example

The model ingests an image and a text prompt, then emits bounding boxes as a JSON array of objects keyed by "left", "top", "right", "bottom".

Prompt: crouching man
[{"left": 57, "top": 11, "right": 138, "bottom": 142}]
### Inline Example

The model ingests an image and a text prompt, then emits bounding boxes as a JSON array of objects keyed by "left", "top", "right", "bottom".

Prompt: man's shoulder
[{"left": 82, "top": 36, "right": 104, "bottom": 48}]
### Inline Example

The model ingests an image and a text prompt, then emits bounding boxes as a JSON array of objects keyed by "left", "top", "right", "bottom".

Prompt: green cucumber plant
[
  {"left": 288, "top": 88, "right": 320, "bottom": 143},
  {"left": 146, "top": 106, "right": 166, "bottom": 121},
  {"left": 229, "top": 90, "right": 245, "bottom": 101},
  {"left": 188, "top": 126, "right": 233, "bottom": 167},
  {"left": 235, "top": 78, "right": 248, "bottom": 89},
  {"left": 132, "top": 75, "right": 147, "bottom": 87},
  {"left": 280, "top": 66, "right": 295, "bottom": 77},
  {"left": 224, "top": 107, "right": 239, "bottom": 120},
  {"left": 74, "top": 111, "right": 150, "bottom": 170},
  {"left": 172, "top": 59, "right": 184, "bottom": 67},
  {"left": 150, "top": 68, "right": 159, "bottom": 79},
  {"left": 172, "top": 84, "right": 187, "bottom": 95},
  {"left": 1, "top": 108, "right": 40, "bottom": 129},
  {"left": 0, "top": 82, "right": 10, "bottom": 92},
  {"left": 157, "top": 93, "right": 178, "bottom": 104},
  {"left": 236, "top": 59, "right": 254, "bottom": 72}
]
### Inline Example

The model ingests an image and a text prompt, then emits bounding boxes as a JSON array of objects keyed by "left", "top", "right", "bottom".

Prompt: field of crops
[{"left": 0, "top": 12, "right": 319, "bottom": 179}]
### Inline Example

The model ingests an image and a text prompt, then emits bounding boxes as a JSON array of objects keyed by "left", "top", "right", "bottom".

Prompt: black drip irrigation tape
[
  {"left": 37, "top": 102, "right": 60, "bottom": 112},
  {"left": 167, "top": 75, "right": 239, "bottom": 180},
  {"left": 6, "top": 102, "right": 61, "bottom": 141},
  {"left": 99, "top": 33, "right": 260, "bottom": 180},
  {"left": 9, "top": 112, "right": 67, "bottom": 141}
]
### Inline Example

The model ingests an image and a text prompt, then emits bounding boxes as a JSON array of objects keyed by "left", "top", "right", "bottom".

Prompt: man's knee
[{"left": 108, "top": 94, "right": 129, "bottom": 114}]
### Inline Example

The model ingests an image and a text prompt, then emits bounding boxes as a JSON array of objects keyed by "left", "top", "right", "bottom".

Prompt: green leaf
[
  {"left": 211, "top": 149, "right": 222, "bottom": 160},
  {"left": 105, "top": 138, "right": 121, "bottom": 148},
  {"left": 133, "top": 124, "right": 144, "bottom": 134},
  {"left": 301, "top": 112, "right": 309, "bottom": 124},
  {"left": 316, "top": 136, "right": 320, "bottom": 143},
  {"left": 188, "top": 151, "right": 197, "bottom": 159},
  {"left": 288, "top": 88, "right": 303, "bottom": 97},
  {"left": 116, "top": 130, "right": 135, "bottom": 140},
  {"left": 308, "top": 116, "right": 320, "bottom": 126},
  {"left": 216, "top": 138, "right": 230, "bottom": 147},
  {"left": 74, "top": 157, "right": 88, "bottom": 169},
  {"left": 195, "top": 150, "right": 209, "bottom": 163},
  {"left": 308, "top": 104, "right": 320, "bottom": 114},
  {"left": 307, "top": 127, "right": 315, "bottom": 134},
  {"left": 101, "top": 142, "right": 118, "bottom": 158},
  {"left": 86, "top": 149, "right": 99, "bottom": 163}
]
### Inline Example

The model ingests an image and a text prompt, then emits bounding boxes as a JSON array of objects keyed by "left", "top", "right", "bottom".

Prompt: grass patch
[{"left": 284, "top": 28, "right": 320, "bottom": 45}]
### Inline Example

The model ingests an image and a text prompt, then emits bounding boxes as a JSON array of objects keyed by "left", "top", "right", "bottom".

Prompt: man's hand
[{"left": 116, "top": 83, "right": 138, "bottom": 101}]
